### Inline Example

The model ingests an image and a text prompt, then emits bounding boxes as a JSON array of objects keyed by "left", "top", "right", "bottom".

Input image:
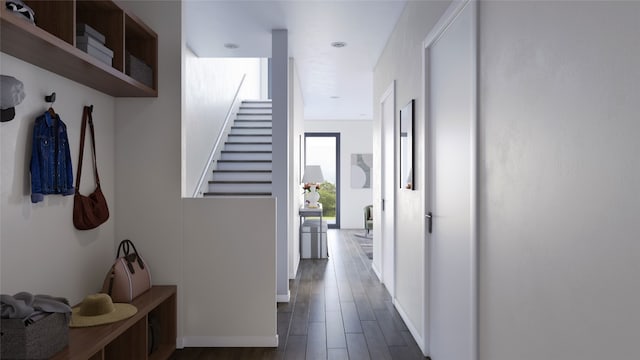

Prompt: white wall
[
  {"left": 183, "top": 51, "right": 261, "bottom": 196},
  {"left": 182, "top": 198, "right": 277, "bottom": 346},
  {"left": 115, "top": 0, "right": 185, "bottom": 340},
  {"left": 479, "top": 2, "right": 640, "bottom": 359},
  {"left": 289, "top": 58, "right": 304, "bottom": 278},
  {"left": 304, "top": 120, "right": 373, "bottom": 229},
  {"left": 372, "top": 0, "right": 450, "bottom": 341},
  {"left": 0, "top": 54, "right": 116, "bottom": 304},
  {"left": 272, "top": 30, "right": 290, "bottom": 301}
]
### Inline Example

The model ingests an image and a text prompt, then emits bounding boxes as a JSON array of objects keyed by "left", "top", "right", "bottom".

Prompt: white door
[
  {"left": 425, "top": 1, "right": 477, "bottom": 359},
  {"left": 380, "top": 82, "right": 395, "bottom": 296}
]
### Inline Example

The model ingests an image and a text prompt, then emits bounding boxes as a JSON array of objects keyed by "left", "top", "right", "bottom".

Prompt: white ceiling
[{"left": 184, "top": 0, "right": 407, "bottom": 120}]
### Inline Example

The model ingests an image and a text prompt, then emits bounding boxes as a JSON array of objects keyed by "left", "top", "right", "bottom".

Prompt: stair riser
[
  {"left": 240, "top": 101, "right": 272, "bottom": 108},
  {"left": 230, "top": 128, "right": 272, "bottom": 135},
  {"left": 236, "top": 114, "right": 272, "bottom": 121},
  {"left": 224, "top": 143, "right": 272, "bottom": 151},
  {"left": 216, "top": 162, "right": 272, "bottom": 171},
  {"left": 238, "top": 108, "right": 272, "bottom": 114},
  {"left": 208, "top": 183, "right": 272, "bottom": 193},
  {"left": 212, "top": 173, "right": 272, "bottom": 181},
  {"left": 227, "top": 135, "right": 272, "bottom": 143},
  {"left": 233, "top": 120, "right": 272, "bottom": 127},
  {"left": 220, "top": 153, "right": 272, "bottom": 161}
]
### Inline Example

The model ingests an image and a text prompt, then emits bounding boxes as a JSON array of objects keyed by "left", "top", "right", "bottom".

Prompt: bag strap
[
  {"left": 117, "top": 239, "right": 146, "bottom": 270},
  {"left": 75, "top": 106, "right": 101, "bottom": 192}
]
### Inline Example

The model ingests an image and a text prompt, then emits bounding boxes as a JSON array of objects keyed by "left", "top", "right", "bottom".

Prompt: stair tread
[
  {"left": 208, "top": 180, "right": 272, "bottom": 184},
  {"left": 203, "top": 192, "right": 272, "bottom": 196},
  {"left": 221, "top": 150, "right": 272, "bottom": 153},
  {"left": 217, "top": 160, "right": 272, "bottom": 163},
  {"left": 225, "top": 142, "right": 273, "bottom": 145},
  {"left": 212, "top": 170, "right": 272, "bottom": 173},
  {"left": 231, "top": 126, "right": 272, "bottom": 129}
]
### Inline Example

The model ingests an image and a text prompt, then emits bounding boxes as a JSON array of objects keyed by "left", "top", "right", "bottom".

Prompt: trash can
[{"left": 301, "top": 219, "right": 328, "bottom": 258}]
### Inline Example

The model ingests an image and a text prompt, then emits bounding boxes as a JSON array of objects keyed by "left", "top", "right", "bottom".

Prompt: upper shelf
[{"left": 0, "top": 1, "right": 158, "bottom": 97}]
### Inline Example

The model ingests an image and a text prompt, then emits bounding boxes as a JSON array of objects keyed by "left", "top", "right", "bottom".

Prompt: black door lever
[{"left": 426, "top": 212, "right": 433, "bottom": 234}]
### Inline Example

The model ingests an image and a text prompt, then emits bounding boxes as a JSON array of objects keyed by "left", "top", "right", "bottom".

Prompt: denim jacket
[{"left": 30, "top": 111, "right": 74, "bottom": 203}]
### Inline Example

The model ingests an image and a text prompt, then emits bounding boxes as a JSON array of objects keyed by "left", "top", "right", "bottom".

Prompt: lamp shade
[{"left": 302, "top": 165, "right": 325, "bottom": 184}]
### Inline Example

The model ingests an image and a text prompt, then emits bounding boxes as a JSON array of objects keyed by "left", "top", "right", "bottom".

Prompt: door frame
[
  {"left": 304, "top": 132, "right": 341, "bottom": 229},
  {"left": 421, "top": 0, "right": 478, "bottom": 357},
  {"left": 379, "top": 80, "right": 396, "bottom": 297}
]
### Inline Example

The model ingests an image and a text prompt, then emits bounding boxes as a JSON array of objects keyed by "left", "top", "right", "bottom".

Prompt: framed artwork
[
  {"left": 399, "top": 99, "right": 414, "bottom": 190},
  {"left": 351, "top": 153, "right": 372, "bottom": 188}
]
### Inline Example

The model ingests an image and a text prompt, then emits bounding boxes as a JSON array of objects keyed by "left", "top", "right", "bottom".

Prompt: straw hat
[{"left": 69, "top": 293, "right": 137, "bottom": 327}]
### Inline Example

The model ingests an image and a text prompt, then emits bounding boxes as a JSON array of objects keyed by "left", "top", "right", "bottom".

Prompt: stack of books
[{"left": 76, "top": 23, "right": 113, "bottom": 67}]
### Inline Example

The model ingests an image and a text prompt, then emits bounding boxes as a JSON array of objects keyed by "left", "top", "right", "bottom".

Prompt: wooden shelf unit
[
  {"left": 50, "top": 285, "right": 177, "bottom": 360},
  {"left": 0, "top": 0, "right": 157, "bottom": 97}
]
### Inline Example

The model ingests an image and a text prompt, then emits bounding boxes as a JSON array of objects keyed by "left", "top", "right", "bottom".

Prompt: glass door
[{"left": 305, "top": 133, "right": 340, "bottom": 228}]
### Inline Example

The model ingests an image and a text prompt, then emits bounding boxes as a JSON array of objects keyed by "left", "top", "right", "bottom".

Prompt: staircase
[{"left": 204, "top": 100, "right": 273, "bottom": 196}]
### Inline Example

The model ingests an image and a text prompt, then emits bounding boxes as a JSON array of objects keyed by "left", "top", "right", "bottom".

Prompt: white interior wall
[
  {"left": 183, "top": 51, "right": 261, "bottom": 196},
  {"left": 289, "top": 58, "right": 304, "bottom": 278},
  {"left": 0, "top": 54, "right": 116, "bottom": 304},
  {"left": 479, "top": 2, "right": 640, "bottom": 359},
  {"left": 272, "top": 30, "right": 290, "bottom": 301},
  {"left": 304, "top": 120, "right": 373, "bottom": 229},
  {"left": 115, "top": 0, "right": 185, "bottom": 341},
  {"left": 182, "top": 198, "right": 277, "bottom": 346},
  {"left": 372, "top": 0, "right": 451, "bottom": 341}
]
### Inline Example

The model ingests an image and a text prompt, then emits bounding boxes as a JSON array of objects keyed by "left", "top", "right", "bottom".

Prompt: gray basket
[{"left": 0, "top": 313, "right": 69, "bottom": 359}]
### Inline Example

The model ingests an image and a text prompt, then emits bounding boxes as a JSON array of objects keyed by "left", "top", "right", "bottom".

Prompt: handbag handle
[
  {"left": 75, "top": 106, "right": 100, "bottom": 192},
  {"left": 116, "top": 239, "right": 146, "bottom": 270}
]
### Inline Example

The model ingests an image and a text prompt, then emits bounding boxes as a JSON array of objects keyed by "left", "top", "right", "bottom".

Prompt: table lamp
[{"left": 302, "top": 165, "right": 324, "bottom": 208}]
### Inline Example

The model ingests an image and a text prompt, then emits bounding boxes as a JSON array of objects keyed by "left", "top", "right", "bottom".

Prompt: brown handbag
[
  {"left": 102, "top": 239, "right": 152, "bottom": 302},
  {"left": 73, "top": 105, "right": 109, "bottom": 230}
]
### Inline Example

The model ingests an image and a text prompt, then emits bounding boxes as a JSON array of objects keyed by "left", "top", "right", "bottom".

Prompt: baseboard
[
  {"left": 182, "top": 335, "right": 279, "bottom": 348},
  {"left": 393, "top": 299, "right": 427, "bottom": 356},
  {"left": 276, "top": 290, "right": 290, "bottom": 303},
  {"left": 371, "top": 263, "right": 382, "bottom": 282},
  {"left": 290, "top": 253, "right": 300, "bottom": 279}
]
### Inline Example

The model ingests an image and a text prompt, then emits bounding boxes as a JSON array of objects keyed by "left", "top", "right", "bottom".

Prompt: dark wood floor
[{"left": 171, "top": 229, "right": 426, "bottom": 360}]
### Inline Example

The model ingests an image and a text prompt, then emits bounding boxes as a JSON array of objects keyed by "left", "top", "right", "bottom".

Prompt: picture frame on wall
[{"left": 399, "top": 99, "right": 415, "bottom": 190}]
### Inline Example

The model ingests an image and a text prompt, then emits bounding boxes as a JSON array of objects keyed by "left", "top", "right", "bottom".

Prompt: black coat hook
[{"left": 45, "top": 92, "right": 56, "bottom": 103}]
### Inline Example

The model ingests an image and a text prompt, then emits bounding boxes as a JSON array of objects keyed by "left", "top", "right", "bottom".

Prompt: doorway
[
  {"left": 305, "top": 133, "right": 341, "bottom": 228},
  {"left": 424, "top": 0, "right": 477, "bottom": 359},
  {"left": 380, "top": 82, "right": 396, "bottom": 297}
]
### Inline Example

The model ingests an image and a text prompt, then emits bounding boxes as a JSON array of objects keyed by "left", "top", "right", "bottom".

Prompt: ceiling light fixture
[
  {"left": 331, "top": 41, "right": 347, "bottom": 48},
  {"left": 224, "top": 43, "right": 239, "bottom": 49}
]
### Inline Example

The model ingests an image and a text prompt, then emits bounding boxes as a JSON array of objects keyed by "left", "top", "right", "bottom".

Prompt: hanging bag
[
  {"left": 102, "top": 239, "right": 152, "bottom": 302},
  {"left": 73, "top": 106, "right": 109, "bottom": 230}
]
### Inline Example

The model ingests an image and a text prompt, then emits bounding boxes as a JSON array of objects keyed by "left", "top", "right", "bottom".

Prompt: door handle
[
  {"left": 426, "top": 212, "right": 433, "bottom": 234},
  {"left": 382, "top": 199, "right": 385, "bottom": 211}
]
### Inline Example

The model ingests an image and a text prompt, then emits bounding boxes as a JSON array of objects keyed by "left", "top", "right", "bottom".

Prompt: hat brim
[{"left": 69, "top": 303, "right": 137, "bottom": 328}]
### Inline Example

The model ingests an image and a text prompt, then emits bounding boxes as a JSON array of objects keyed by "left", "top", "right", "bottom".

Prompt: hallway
[{"left": 172, "top": 229, "right": 425, "bottom": 359}]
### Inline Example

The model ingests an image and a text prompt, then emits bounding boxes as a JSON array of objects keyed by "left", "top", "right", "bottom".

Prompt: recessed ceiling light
[
  {"left": 224, "top": 43, "right": 239, "bottom": 49},
  {"left": 330, "top": 96, "right": 340, "bottom": 99},
  {"left": 331, "top": 41, "right": 347, "bottom": 48}
]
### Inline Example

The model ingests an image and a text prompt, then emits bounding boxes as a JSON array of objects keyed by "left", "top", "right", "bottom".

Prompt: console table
[
  {"left": 299, "top": 204, "right": 328, "bottom": 258},
  {"left": 51, "top": 285, "right": 176, "bottom": 360}
]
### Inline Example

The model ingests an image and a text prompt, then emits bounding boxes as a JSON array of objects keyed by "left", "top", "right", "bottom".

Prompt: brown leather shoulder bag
[{"left": 73, "top": 105, "right": 109, "bottom": 230}]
